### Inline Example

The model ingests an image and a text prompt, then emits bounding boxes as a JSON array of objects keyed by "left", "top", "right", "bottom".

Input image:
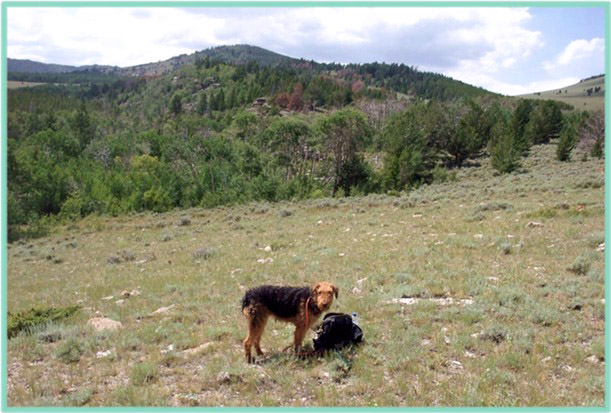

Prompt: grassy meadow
[
  {"left": 519, "top": 75, "right": 605, "bottom": 112},
  {"left": 6, "top": 143, "right": 605, "bottom": 407},
  {"left": 7, "top": 81, "right": 48, "bottom": 89}
]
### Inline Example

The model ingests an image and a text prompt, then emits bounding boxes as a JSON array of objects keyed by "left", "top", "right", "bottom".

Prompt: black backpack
[{"left": 313, "top": 312, "right": 363, "bottom": 353}]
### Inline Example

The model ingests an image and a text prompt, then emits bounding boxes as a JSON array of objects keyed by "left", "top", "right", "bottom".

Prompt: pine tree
[
  {"left": 511, "top": 99, "right": 534, "bottom": 155},
  {"left": 74, "top": 102, "right": 93, "bottom": 151},
  {"left": 170, "top": 93, "right": 182, "bottom": 115},
  {"left": 491, "top": 121, "right": 520, "bottom": 174},
  {"left": 196, "top": 93, "right": 208, "bottom": 116},
  {"left": 556, "top": 115, "right": 579, "bottom": 161}
]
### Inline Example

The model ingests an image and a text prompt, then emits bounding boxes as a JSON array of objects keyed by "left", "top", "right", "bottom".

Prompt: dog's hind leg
[
  {"left": 243, "top": 307, "right": 267, "bottom": 363},
  {"left": 253, "top": 314, "right": 269, "bottom": 357},
  {"left": 243, "top": 307, "right": 258, "bottom": 363}
]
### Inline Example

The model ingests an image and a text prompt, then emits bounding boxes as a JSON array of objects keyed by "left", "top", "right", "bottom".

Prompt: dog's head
[{"left": 311, "top": 282, "right": 338, "bottom": 312}]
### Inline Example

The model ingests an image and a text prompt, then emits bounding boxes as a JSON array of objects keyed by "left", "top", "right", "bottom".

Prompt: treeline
[
  {"left": 8, "top": 70, "right": 122, "bottom": 85},
  {"left": 7, "top": 56, "right": 604, "bottom": 240}
]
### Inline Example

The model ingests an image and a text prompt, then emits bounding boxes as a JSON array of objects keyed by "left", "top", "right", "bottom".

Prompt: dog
[{"left": 241, "top": 282, "right": 338, "bottom": 363}]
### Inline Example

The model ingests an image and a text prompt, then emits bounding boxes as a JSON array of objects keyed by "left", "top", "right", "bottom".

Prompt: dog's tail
[{"left": 241, "top": 290, "right": 253, "bottom": 312}]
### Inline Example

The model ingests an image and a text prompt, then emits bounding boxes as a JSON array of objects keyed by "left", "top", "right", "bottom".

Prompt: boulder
[{"left": 87, "top": 317, "right": 123, "bottom": 332}]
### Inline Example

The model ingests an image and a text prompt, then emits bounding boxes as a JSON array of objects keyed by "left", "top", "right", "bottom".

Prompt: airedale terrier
[{"left": 241, "top": 282, "right": 338, "bottom": 363}]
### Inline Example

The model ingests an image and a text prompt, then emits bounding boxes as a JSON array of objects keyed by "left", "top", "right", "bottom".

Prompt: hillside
[
  {"left": 7, "top": 143, "right": 605, "bottom": 406},
  {"left": 6, "top": 41, "right": 606, "bottom": 408},
  {"left": 7, "top": 43, "right": 603, "bottom": 241},
  {"left": 121, "top": 45, "right": 305, "bottom": 77},
  {"left": 519, "top": 75, "right": 604, "bottom": 111},
  {"left": 8, "top": 45, "right": 307, "bottom": 78},
  {"left": 7, "top": 58, "right": 78, "bottom": 73}
]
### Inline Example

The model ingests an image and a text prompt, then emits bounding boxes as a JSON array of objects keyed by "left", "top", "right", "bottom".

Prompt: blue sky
[{"left": 6, "top": 5, "right": 606, "bottom": 96}]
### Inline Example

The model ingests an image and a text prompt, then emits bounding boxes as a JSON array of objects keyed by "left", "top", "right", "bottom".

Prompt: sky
[{"left": 6, "top": 5, "right": 606, "bottom": 96}]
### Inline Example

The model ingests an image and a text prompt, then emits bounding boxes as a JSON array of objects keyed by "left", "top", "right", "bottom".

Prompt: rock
[
  {"left": 217, "top": 371, "right": 231, "bottom": 384},
  {"left": 421, "top": 339, "right": 431, "bottom": 346},
  {"left": 87, "top": 317, "right": 123, "bottom": 332},
  {"left": 527, "top": 221, "right": 544, "bottom": 228},
  {"left": 448, "top": 360, "right": 463, "bottom": 373},
  {"left": 389, "top": 296, "right": 473, "bottom": 306},
  {"left": 263, "top": 245, "right": 272, "bottom": 252},
  {"left": 465, "top": 350, "right": 476, "bottom": 358},
  {"left": 256, "top": 257, "right": 274, "bottom": 264},
  {"left": 561, "top": 364, "right": 574, "bottom": 372},
  {"left": 161, "top": 344, "right": 175, "bottom": 354},
  {"left": 96, "top": 349, "right": 114, "bottom": 358},
  {"left": 182, "top": 342, "right": 216, "bottom": 356},
  {"left": 149, "top": 305, "right": 175, "bottom": 316},
  {"left": 541, "top": 356, "right": 552, "bottom": 363},
  {"left": 351, "top": 287, "right": 362, "bottom": 294},
  {"left": 101, "top": 295, "right": 114, "bottom": 301},
  {"left": 597, "top": 243, "right": 605, "bottom": 252},
  {"left": 115, "top": 299, "right": 125, "bottom": 305},
  {"left": 586, "top": 355, "right": 601, "bottom": 364},
  {"left": 130, "top": 289, "right": 141, "bottom": 297}
]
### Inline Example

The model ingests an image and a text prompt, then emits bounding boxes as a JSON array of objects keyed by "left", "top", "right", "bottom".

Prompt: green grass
[
  {"left": 6, "top": 144, "right": 604, "bottom": 406},
  {"left": 518, "top": 75, "right": 605, "bottom": 112}
]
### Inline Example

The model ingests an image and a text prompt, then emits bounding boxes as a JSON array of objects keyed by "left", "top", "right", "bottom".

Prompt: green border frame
[{"left": 1, "top": 1, "right": 609, "bottom": 412}]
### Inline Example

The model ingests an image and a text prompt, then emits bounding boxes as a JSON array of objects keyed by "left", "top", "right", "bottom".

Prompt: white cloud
[
  {"left": 544, "top": 37, "right": 604, "bottom": 72},
  {"left": 8, "top": 7, "right": 542, "bottom": 69},
  {"left": 448, "top": 69, "right": 579, "bottom": 96},
  {"left": 6, "top": 6, "right": 597, "bottom": 95}
]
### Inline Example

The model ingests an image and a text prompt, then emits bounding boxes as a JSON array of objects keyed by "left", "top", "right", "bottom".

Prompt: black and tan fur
[{"left": 241, "top": 282, "right": 338, "bottom": 363}]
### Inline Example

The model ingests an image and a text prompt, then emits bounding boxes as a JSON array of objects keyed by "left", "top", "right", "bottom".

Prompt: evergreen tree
[
  {"left": 316, "top": 108, "right": 371, "bottom": 196},
  {"left": 170, "top": 93, "right": 182, "bottom": 115},
  {"left": 556, "top": 114, "right": 579, "bottom": 161},
  {"left": 196, "top": 93, "right": 208, "bottom": 116},
  {"left": 511, "top": 99, "right": 534, "bottom": 155},
  {"left": 490, "top": 116, "right": 520, "bottom": 174},
  {"left": 526, "top": 100, "right": 563, "bottom": 145},
  {"left": 74, "top": 102, "right": 93, "bottom": 151}
]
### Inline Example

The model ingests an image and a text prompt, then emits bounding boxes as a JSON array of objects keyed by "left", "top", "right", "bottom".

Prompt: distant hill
[
  {"left": 119, "top": 45, "right": 309, "bottom": 76},
  {"left": 519, "top": 74, "right": 604, "bottom": 111},
  {"left": 8, "top": 44, "right": 494, "bottom": 102},
  {"left": 9, "top": 45, "right": 306, "bottom": 78},
  {"left": 7, "top": 58, "right": 78, "bottom": 74}
]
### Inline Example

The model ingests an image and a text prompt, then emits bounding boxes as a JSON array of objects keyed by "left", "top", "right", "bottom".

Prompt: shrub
[
  {"left": 499, "top": 242, "right": 512, "bottom": 255},
  {"left": 567, "top": 254, "right": 592, "bottom": 275},
  {"left": 130, "top": 362, "right": 159, "bottom": 386},
  {"left": 66, "top": 388, "right": 92, "bottom": 406},
  {"left": 480, "top": 327, "right": 507, "bottom": 344},
  {"left": 55, "top": 337, "right": 86, "bottom": 363},
  {"left": 432, "top": 165, "right": 457, "bottom": 183},
  {"left": 192, "top": 246, "right": 215, "bottom": 260},
  {"left": 8, "top": 305, "right": 80, "bottom": 339}
]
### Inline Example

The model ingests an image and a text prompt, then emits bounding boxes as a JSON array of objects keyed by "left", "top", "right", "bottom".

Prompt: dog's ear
[
  {"left": 312, "top": 283, "right": 321, "bottom": 295},
  {"left": 332, "top": 284, "right": 339, "bottom": 299}
]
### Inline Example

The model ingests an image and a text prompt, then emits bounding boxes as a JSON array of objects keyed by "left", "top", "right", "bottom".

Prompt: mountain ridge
[{"left": 8, "top": 44, "right": 308, "bottom": 76}]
